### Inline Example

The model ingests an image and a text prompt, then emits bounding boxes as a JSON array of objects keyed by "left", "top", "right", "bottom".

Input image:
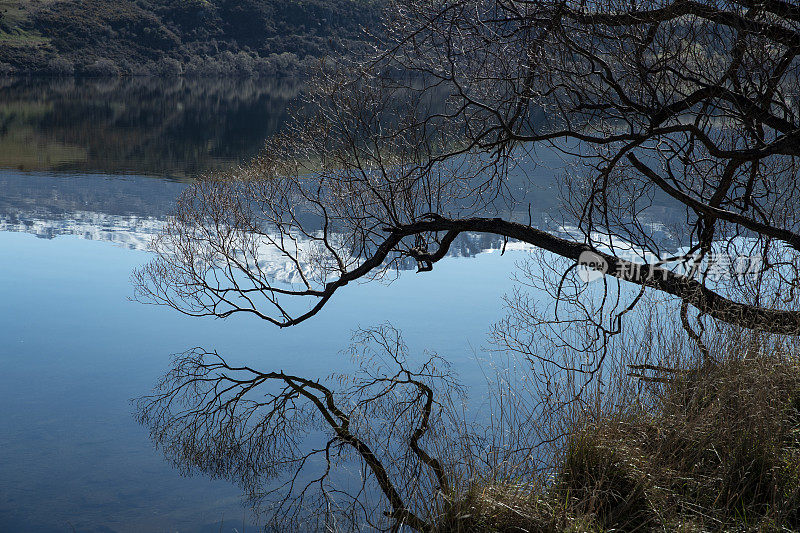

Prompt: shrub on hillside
[
  {"left": 83, "top": 58, "right": 119, "bottom": 77},
  {"left": 46, "top": 57, "right": 75, "bottom": 76}
]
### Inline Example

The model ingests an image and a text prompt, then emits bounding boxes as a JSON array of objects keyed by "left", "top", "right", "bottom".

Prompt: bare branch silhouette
[
  {"left": 135, "top": 325, "right": 462, "bottom": 531},
  {"left": 134, "top": 0, "right": 800, "bottom": 339}
]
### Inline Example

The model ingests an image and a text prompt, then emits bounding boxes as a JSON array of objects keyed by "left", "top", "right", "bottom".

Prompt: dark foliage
[{"left": 0, "top": 0, "right": 383, "bottom": 76}]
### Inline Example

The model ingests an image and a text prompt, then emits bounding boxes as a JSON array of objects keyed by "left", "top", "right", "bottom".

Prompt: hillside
[{"left": 0, "top": 0, "right": 382, "bottom": 76}]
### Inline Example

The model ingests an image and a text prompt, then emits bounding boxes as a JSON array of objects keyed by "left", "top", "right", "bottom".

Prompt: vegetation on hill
[{"left": 0, "top": 0, "right": 382, "bottom": 76}]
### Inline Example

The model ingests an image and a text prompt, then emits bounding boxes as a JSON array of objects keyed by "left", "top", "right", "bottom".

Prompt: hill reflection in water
[
  {"left": 0, "top": 170, "right": 531, "bottom": 280},
  {"left": 0, "top": 76, "right": 300, "bottom": 177}
]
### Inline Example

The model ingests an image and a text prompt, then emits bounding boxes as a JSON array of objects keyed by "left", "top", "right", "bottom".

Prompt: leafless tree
[
  {"left": 134, "top": 0, "right": 800, "bottom": 528},
  {"left": 135, "top": 0, "right": 800, "bottom": 347}
]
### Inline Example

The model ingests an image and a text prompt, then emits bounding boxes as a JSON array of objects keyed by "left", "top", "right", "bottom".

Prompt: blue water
[
  {"left": 0, "top": 77, "right": 681, "bottom": 531},
  {"left": 0, "top": 181, "right": 524, "bottom": 531}
]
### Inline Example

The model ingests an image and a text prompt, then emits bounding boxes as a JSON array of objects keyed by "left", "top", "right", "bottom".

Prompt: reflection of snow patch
[
  {"left": 480, "top": 240, "right": 535, "bottom": 253},
  {"left": 0, "top": 211, "right": 164, "bottom": 250}
]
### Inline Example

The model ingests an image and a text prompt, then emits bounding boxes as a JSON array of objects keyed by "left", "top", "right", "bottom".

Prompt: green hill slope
[{"left": 0, "top": 0, "right": 382, "bottom": 76}]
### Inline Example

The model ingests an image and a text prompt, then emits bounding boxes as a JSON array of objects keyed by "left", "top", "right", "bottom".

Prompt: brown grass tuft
[{"left": 436, "top": 350, "right": 800, "bottom": 531}]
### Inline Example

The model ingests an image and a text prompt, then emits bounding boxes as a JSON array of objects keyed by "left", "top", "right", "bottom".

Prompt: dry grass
[{"left": 435, "top": 349, "right": 800, "bottom": 532}]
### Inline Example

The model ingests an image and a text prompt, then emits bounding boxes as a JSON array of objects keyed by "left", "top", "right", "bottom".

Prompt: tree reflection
[{"left": 136, "top": 325, "right": 463, "bottom": 531}]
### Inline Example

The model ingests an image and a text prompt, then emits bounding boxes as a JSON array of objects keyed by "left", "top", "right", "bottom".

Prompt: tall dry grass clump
[
  {"left": 556, "top": 353, "right": 800, "bottom": 531},
  {"left": 436, "top": 335, "right": 800, "bottom": 532}
]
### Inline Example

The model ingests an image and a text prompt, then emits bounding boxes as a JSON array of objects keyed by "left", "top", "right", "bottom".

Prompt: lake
[{"left": 0, "top": 77, "right": 549, "bottom": 532}]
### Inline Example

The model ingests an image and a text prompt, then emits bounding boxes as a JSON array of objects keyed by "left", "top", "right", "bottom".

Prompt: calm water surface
[{"left": 0, "top": 78, "right": 532, "bottom": 532}]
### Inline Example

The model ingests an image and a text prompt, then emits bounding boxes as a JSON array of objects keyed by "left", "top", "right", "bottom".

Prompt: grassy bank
[{"left": 442, "top": 353, "right": 800, "bottom": 532}]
